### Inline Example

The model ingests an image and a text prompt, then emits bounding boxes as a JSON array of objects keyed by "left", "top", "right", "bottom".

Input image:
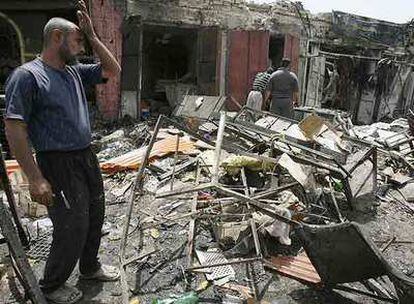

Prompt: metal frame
[
  {"left": 0, "top": 197, "right": 47, "bottom": 303},
  {"left": 231, "top": 107, "right": 378, "bottom": 208},
  {"left": 118, "top": 111, "right": 381, "bottom": 303},
  {"left": 118, "top": 113, "right": 303, "bottom": 303}
]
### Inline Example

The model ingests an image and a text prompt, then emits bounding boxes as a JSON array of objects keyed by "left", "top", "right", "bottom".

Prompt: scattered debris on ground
[{"left": 1, "top": 104, "right": 414, "bottom": 304}]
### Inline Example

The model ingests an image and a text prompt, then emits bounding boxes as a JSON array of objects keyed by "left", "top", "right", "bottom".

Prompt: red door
[
  {"left": 284, "top": 34, "right": 300, "bottom": 75},
  {"left": 227, "top": 30, "right": 269, "bottom": 110}
]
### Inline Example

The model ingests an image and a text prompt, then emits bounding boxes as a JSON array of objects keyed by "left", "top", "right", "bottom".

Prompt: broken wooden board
[
  {"left": 298, "top": 114, "right": 324, "bottom": 139},
  {"left": 174, "top": 95, "right": 225, "bottom": 120}
]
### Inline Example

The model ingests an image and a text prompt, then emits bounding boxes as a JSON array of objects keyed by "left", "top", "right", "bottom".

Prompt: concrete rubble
[{"left": 1, "top": 104, "right": 414, "bottom": 304}]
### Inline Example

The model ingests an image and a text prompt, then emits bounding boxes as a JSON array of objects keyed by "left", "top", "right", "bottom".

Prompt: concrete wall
[
  {"left": 90, "top": 0, "right": 124, "bottom": 120},
  {"left": 126, "top": 0, "right": 319, "bottom": 35}
]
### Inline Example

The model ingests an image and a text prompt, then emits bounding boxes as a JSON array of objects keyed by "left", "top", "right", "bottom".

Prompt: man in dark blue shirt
[{"left": 5, "top": 1, "right": 121, "bottom": 303}]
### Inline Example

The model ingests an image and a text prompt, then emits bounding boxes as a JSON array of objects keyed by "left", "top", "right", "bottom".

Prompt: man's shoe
[
  {"left": 79, "top": 264, "right": 120, "bottom": 282},
  {"left": 44, "top": 284, "right": 83, "bottom": 304}
]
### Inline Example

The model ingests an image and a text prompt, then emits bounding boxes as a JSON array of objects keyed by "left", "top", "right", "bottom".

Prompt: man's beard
[{"left": 58, "top": 38, "right": 78, "bottom": 65}]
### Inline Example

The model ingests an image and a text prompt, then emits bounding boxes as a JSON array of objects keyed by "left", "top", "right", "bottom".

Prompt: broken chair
[{"left": 266, "top": 222, "right": 414, "bottom": 303}]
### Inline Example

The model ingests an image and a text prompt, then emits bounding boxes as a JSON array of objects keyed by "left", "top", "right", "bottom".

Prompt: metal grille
[
  {"left": 195, "top": 250, "right": 235, "bottom": 280},
  {"left": 26, "top": 231, "right": 52, "bottom": 261}
]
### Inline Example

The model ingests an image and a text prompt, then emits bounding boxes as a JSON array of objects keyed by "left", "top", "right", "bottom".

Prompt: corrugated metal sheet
[
  {"left": 248, "top": 31, "right": 270, "bottom": 89},
  {"left": 265, "top": 252, "right": 323, "bottom": 286},
  {"left": 101, "top": 135, "right": 196, "bottom": 174}
]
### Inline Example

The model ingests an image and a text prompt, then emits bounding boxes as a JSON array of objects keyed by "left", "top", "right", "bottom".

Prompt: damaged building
[
  {"left": 2, "top": 0, "right": 413, "bottom": 124},
  {"left": 0, "top": 0, "right": 122, "bottom": 120},
  {"left": 118, "top": 0, "right": 304, "bottom": 118},
  {"left": 307, "top": 11, "right": 414, "bottom": 124},
  {"left": 0, "top": 0, "right": 306, "bottom": 120},
  {"left": 1, "top": 1, "right": 414, "bottom": 304}
]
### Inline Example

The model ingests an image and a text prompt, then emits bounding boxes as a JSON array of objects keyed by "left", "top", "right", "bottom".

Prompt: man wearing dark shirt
[
  {"left": 5, "top": 1, "right": 121, "bottom": 303},
  {"left": 266, "top": 58, "right": 299, "bottom": 119}
]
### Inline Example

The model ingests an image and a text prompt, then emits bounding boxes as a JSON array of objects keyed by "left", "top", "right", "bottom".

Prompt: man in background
[
  {"left": 246, "top": 67, "right": 274, "bottom": 114},
  {"left": 266, "top": 57, "right": 299, "bottom": 119}
]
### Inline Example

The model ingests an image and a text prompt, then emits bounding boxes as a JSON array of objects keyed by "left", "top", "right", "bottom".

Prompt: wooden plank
[{"left": 265, "top": 253, "right": 322, "bottom": 286}]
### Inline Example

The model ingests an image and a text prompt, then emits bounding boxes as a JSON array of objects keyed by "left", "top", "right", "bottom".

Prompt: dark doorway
[
  {"left": 141, "top": 25, "right": 199, "bottom": 116},
  {"left": 269, "top": 32, "right": 285, "bottom": 69},
  {"left": 0, "top": 13, "right": 22, "bottom": 91}
]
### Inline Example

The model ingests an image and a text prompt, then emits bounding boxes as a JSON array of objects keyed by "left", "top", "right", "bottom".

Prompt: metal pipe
[
  {"left": 119, "top": 115, "right": 164, "bottom": 304},
  {"left": 241, "top": 167, "right": 261, "bottom": 257},
  {"left": 120, "top": 115, "right": 163, "bottom": 257},
  {"left": 187, "top": 257, "right": 262, "bottom": 271},
  {"left": 0, "top": 144, "right": 28, "bottom": 247},
  {"left": 213, "top": 112, "right": 226, "bottom": 184},
  {"left": 170, "top": 133, "right": 181, "bottom": 191},
  {"left": 215, "top": 184, "right": 300, "bottom": 227},
  {"left": 156, "top": 183, "right": 213, "bottom": 199},
  {"left": 187, "top": 162, "right": 201, "bottom": 268}
]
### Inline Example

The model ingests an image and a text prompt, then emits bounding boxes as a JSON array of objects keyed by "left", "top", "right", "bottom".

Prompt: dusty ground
[
  {"left": 1, "top": 121, "right": 413, "bottom": 303},
  {"left": 1, "top": 178, "right": 413, "bottom": 304}
]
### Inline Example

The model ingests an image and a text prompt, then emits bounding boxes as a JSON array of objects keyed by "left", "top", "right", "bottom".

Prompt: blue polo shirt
[{"left": 5, "top": 58, "right": 104, "bottom": 152}]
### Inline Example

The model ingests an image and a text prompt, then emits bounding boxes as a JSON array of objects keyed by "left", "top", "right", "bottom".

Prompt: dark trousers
[
  {"left": 270, "top": 98, "right": 294, "bottom": 119},
  {"left": 36, "top": 147, "right": 105, "bottom": 293}
]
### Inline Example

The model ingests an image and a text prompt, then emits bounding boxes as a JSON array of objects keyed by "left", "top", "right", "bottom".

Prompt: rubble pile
[{"left": 3, "top": 105, "right": 414, "bottom": 303}]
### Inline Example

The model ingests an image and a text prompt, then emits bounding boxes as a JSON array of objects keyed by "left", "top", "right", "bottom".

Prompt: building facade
[{"left": 1, "top": 0, "right": 412, "bottom": 123}]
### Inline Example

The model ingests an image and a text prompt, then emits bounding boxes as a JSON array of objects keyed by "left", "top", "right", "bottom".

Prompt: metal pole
[
  {"left": 0, "top": 197, "right": 47, "bottom": 303},
  {"left": 187, "top": 257, "right": 262, "bottom": 271},
  {"left": 241, "top": 167, "right": 261, "bottom": 257},
  {"left": 212, "top": 112, "right": 226, "bottom": 184},
  {"left": 170, "top": 133, "right": 181, "bottom": 191},
  {"left": 187, "top": 162, "right": 201, "bottom": 268},
  {"left": 120, "top": 115, "right": 163, "bottom": 257},
  {"left": 119, "top": 115, "right": 164, "bottom": 304},
  {"left": 0, "top": 144, "right": 28, "bottom": 247}
]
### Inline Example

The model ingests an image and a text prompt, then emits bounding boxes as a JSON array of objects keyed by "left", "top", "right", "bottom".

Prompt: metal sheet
[
  {"left": 296, "top": 222, "right": 387, "bottom": 285},
  {"left": 228, "top": 30, "right": 249, "bottom": 110},
  {"left": 27, "top": 231, "right": 52, "bottom": 261},
  {"left": 197, "top": 28, "right": 219, "bottom": 95},
  {"left": 267, "top": 252, "right": 322, "bottom": 285}
]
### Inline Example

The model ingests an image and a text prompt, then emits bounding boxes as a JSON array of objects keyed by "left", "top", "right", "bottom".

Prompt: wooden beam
[{"left": 0, "top": 1, "right": 75, "bottom": 11}]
